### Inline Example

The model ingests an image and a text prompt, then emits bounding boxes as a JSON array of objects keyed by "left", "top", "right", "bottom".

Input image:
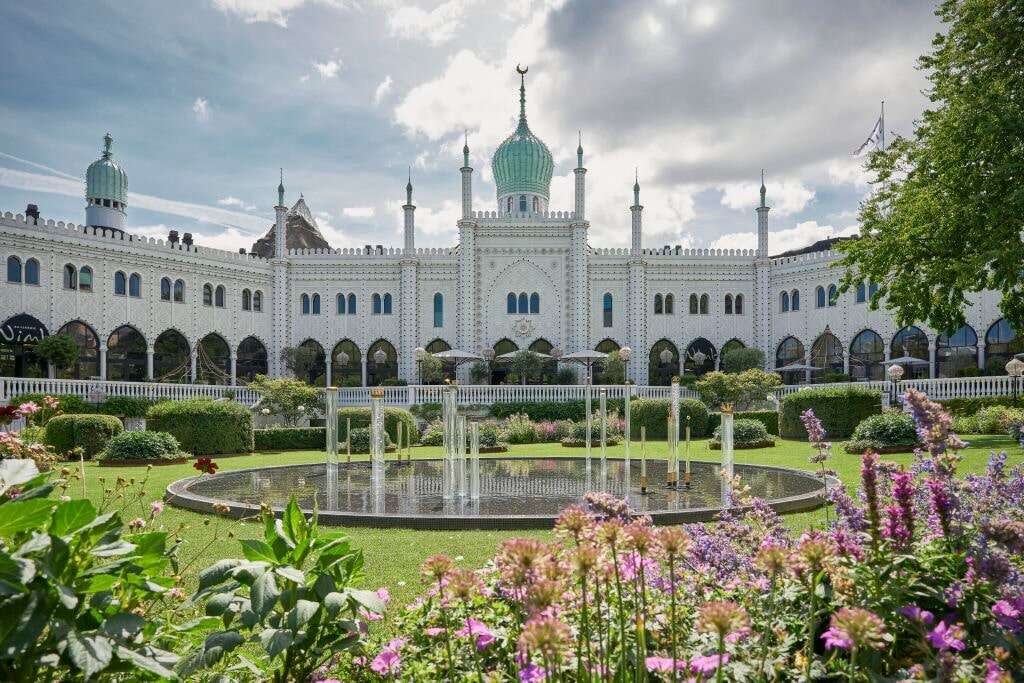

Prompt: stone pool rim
[{"left": 165, "top": 457, "right": 837, "bottom": 530}]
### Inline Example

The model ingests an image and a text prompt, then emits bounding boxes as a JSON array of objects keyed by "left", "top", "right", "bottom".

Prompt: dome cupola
[
  {"left": 491, "top": 66, "right": 553, "bottom": 214},
  {"left": 85, "top": 133, "right": 128, "bottom": 230}
]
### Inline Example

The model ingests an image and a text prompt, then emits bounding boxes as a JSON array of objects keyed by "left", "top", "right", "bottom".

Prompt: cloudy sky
[{"left": 0, "top": 0, "right": 939, "bottom": 255}]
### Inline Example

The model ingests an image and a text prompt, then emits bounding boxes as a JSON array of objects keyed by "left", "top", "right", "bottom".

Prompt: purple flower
[
  {"left": 645, "top": 656, "right": 686, "bottom": 673},
  {"left": 992, "top": 598, "right": 1023, "bottom": 633},
  {"left": 898, "top": 605, "right": 935, "bottom": 626},
  {"left": 926, "top": 478, "right": 955, "bottom": 538},
  {"left": 690, "top": 653, "right": 729, "bottom": 674},
  {"left": 861, "top": 451, "right": 882, "bottom": 544},
  {"left": 800, "top": 408, "right": 832, "bottom": 464},
  {"left": 518, "top": 663, "right": 547, "bottom": 682},
  {"left": 926, "top": 621, "right": 966, "bottom": 652},
  {"left": 821, "top": 608, "right": 888, "bottom": 651},
  {"left": 456, "top": 618, "right": 496, "bottom": 651},
  {"left": 370, "top": 648, "right": 401, "bottom": 675},
  {"left": 985, "top": 659, "right": 1011, "bottom": 683}
]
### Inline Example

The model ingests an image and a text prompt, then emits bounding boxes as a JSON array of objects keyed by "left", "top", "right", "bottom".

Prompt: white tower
[
  {"left": 753, "top": 172, "right": 773, "bottom": 370},
  {"left": 574, "top": 132, "right": 586, "bottom": 219},
  {"left": 627, "top": 173, "right": 646, "bottom": 382},
  {"left": 271, "top": 171, "right": 289, "bottom": 377},
  {"left": 403, "top": 170, "right": 416, "bottom": 254},
  {"left": 630, "top": 171, "right": 643, "bottom": 255},
  {"left": 400, "top": 173, "right": 419, "bottom": 382},
  {"left": 756, "top": 170, "right": 770, "bottom": 257},
  {"left": 85, "top": 133, "right": 128, "bottom": 230},
  {"left": 460, "top": 134, "right": 473, "bottom": 219}
]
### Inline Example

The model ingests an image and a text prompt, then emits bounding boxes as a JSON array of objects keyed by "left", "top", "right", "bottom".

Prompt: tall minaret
[
  {"left": 630, "top": 170, "right": 643, "bottom": 256},
  {"left": 756, "top": 169, "right": 770, "bottom": 257},
  {"left": 403, "top": 169, "right": 416, "bottom": 254},
  {"left": 271, "top": 170, "right": 289, "bottom": 377},
  {"left": 574, "top": 131, "right": 586, "bottom": 219},
  {"left": 460, "top": 132, "right": 473, "bottom": 219}
]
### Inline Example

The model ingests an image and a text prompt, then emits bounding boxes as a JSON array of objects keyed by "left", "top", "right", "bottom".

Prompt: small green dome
[
  {"left": 86, "top": 133, "right": 127, "bottom": 205},
  {"left": 491, "top": 72, "right": 552, "bottom": 200}
]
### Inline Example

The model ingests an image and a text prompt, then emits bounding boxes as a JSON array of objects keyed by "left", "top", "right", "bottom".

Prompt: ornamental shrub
[
  {"left": 254, "top": 427, "right": 326, "bottom": 451},
  {"left": 721, "top": 347, "right": 766, "bottom": 373},
  {"left": 100, "top": 430, "right": 185, "bottom": 462},
  {"left": 975, "top": 405, "right": 1024, "bottom": 434},
  {"left": 846, "top": 412, "right": 920, "bottom": 452},
  {"left": 779, "top": 386, "right": 881, "bottom": 440},
  {"left": 489, "top": 399, "right": 626, "bottom": 422},
  {"left": 419, "top": 420, "right": 444, "bottom": 446},
  {"left": 707, "top": 410, "right": 779, "bottom": 436},
  {"left": 501, "top": 413, "right": 538, "bottom": 444},
  {"left": 939, "top": 395, "right": 1024, "bottom": 416},
  {"left": 99, "top": 396, "right": 154, "bottom": 418},
  {"left": 711, "top": 417, "right": 770, "bottom": 446},
  {"left": 952, "top": 414, "right": 978, "bottom": 434},
  {"left": 478, "top": 421, "right": 503, "bottom": 448},
  {"left": 696, "top": 369, "right": 781, "bottom": 410},
  {"left": 410, "top": 402, "right": 443, "bottom": 424},
  {"left": 347, "top": 427, "right": 393, "bottom": 453},
  {"left": 337, "top": 407, "right": 416, "bottom": 445},
  {"left": 44, "top": 413, "right": 123, "bottom": 458},
  {"left": 146, "top": 399, "right": 253, "bottom": 455},
  {"left": 629, "top": 398, "right": 710, "bottom": 438}
]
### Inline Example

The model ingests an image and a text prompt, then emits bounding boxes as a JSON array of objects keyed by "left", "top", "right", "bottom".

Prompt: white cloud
[
  {"left": 217, "top": 196, "right": 257, "bottom": 211},
  {"left": 827, "top": 155, "right": 873, "bottom": 189},
  {"left": 386, "top": 0, "right": 476, "bottom": 46},
  {"left": 342, "top": 206, "right": 375, "bottom": 218},
  {"left": 313, "top": 59, "right": 342, "bottom": 79},
  {"left": 210, "top": 0, "right": 347, "bottom": 28},
  {"left": 387, "top": 198, "right": 460, "bottom": 240},
  {"left": 299, "top": 74, "right": 311, "bottom": 83},
  {"left": 132, "top": 223, "right": 260, "bottom": 252},
  {"left": 192, "top": 97, "right": 210, "bottom": 122},
  {"left": 719, "top": 178, "right": 815, "bottom": 216},
  {"left": 709, "top": 220, "right": 858, "bottom": 255},
  {"left": 373, "top": 75, "right": 394, "bottom": 104}
]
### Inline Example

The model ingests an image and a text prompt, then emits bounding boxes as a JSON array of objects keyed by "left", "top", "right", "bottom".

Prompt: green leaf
[
  {"left": 205, "top": 592, "right": 235, "bottom": 617},
  {"left": 172, "top": 616, "right": 222, "bottom": 633},
  {"left": 0, "top": 551, "right": 31, "bottom": 595},
  {"left": 0, "top": 593, "right": 49, "bottom": 657},
  {"left": 285, "top": 600, "right": 320, "bottom": 630},
  {"left": 274, "top": 566, "right": 304, "bottom": 584},
  {"left": 80, "top": 574, "right": 118, "bottom": 594},
  {"left": 101, "top": 613, "right": 146, "bottom": 639},
  {"left": 313, "top": 573, "right": 335, "bottom": 599},
  {"left": 0, "top": 499, "right": 52, "bottom": 537},
  {"left": 239, "top": 539, "right": 277, "bottom": 564},
  {"left": 91, "top": 539, "right": 136, "bottom": 557},
  {"left": 202, "top": 630, "right": 245, "bottom": 660},
  {"left": 67, "top": 630, "right": 113, "bottom": 679},
  {"left": 49, "top": 499, "right": 97, "bottom": 537},
  {"left": 344, "top": 588, "right": 385, "bottom": 615},
  {"left": 282, "top": 496, "right": 305, "bottom": 545},
  {"left": 250, "top": 570, "right": 279, "bottom": 619},
  {"left": 14, "top": 530, "right": 50, "bottom": 557},
  {"left": 197, "top": 559, "right": 243, "bottom": 590},
  {"left": 323, "top": 592, "right": 347, "bottom": 616},
  {"left": 115, "top": 644, "right": 179, "bottom": 680},
  {"left": 259, "top": 628, "right": 294, "bottom": 660}
]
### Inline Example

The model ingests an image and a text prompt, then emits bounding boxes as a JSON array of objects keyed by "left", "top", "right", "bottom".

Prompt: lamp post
[
  {"left": 481, "top": 348, "right": 495, "bottom": 385},
  {"left": 659, "top": 347, "right": 674, "bottom": 385},
  {"left": 413, "top": 346, "right": 425, "bottom": 384},
  {"left": 1007, "top": 358, "right": 1024, "bottom": 400},
  {"left": 886, "top": 363, "right": 905, "bottom": 406},
  {"left": 335, "top": 350, "right": 349, "bottom": 386},
  {"left": 620, "top": 346, "right": 632, "bottom": 466}
]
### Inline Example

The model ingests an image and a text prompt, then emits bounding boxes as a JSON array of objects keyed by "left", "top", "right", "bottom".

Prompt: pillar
[
  {"left": 99, "top": 343, "right": 108, "bottom": 379},
  {"left": 190, "top": 350, "right": 198, "bottom": 383},
  {"left": 461, "top": 136, "right": 473, "bottom": 220},
  {"left": 977, "top": 345, "right": 985, "bottom": 372},
  {"left": 361, "top": 357, "right": 368, "bottom": 387},
  {"left": 229, "top": 351, "right": 237, "bottom": 386},
  {"left": 271, "top": 176, "right": 289, "bottom": 377},
  {"left": 929, "top": 340, "right": 937, "bottom": 379},
  {"left": 324, "top": 358, "right": 332, "bottom": 388},
  {"left": 574, "top": 135, "right": 586, "bottom": 219},
  {"left": 146, "top": 348, "right": 154, "bottom": 380}
]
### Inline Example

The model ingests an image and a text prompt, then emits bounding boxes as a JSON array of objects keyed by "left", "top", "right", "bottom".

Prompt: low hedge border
[
  {"left": 709, "top": 439, "right": 775, "bottom": 450},
  {"left": 780, "top": 387, "right": 882, "bottom": 440},
  {"left": 44, "top": 414, "right": 124, "bottom": 459},
  {"left": 707, "top": 410, "right": 779, "bottom": 436},
  {"left": 146, "top": 399, "right": 254, "bottom": 455},
  {"left": 561, "top": 438, "right": 621, "bottom": 448},
  {"left": 98, "top": 457, "right": 188, "bottom": 467}
]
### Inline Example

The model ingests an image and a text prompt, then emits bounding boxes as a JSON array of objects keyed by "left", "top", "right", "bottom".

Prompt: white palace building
[{"left": 1, "top": 73, "right": 1019, "bottom": 389}]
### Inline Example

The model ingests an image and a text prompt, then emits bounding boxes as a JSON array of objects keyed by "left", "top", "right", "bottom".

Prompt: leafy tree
[
  {"left": 250, "top": 375, "right": 323, "bottom": 426},
  {"left": 596, "top": 350, "right": 626, "bottom": 384},
  {"left": 419, "top": 353, "right": 444, "bottom": 384},
  {"left": 469, "top": 361, "right": 491, "bottom": 384},
  {"left": 721, "top": 347, "right": 765, "bottom": 374},
  {"left": 509, "top": 351, "right": 542, "bottom": 385},
  {"left": 695, "top": 369, "right": 782, "bottom": 411},
  {"left": 280, "top": 346, "right": 322, "bottom": 385},
  {"left": 837, "top": 0, "right": 1024, "bottom": 333},
  {"left": 32, "top": 333, "right": 79, "bottom": 372}
]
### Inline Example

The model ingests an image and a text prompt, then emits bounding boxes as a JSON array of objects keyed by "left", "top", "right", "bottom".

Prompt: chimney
[
  {"left": 238, "top": 248, "right": 246, "bottom": 254},
  {"left": 168, "top": 230, "right": 179, "bottom": 245},
  {"left": 182, "top": 233, "right": 193, "bottom": 247},
  {"left": 25, "top": 204, "right": 39, "bottom": 223}
]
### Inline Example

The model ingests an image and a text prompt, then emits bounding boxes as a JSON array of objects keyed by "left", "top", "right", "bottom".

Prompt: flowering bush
[
  {"left": 502, "top": 413, "right": 539, "bottom": 444},
  {"left": 975, "top": 405, "right": 1024, "bottom": 434},
  {"left": 0, "top": 430, "right": 58, "bottom": 470},
  {"left": 347, "top": 388, "right": 1023, "bottom": 681}
]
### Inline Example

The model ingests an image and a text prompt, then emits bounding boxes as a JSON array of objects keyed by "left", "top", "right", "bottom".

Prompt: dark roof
[
  {"left": 770, "top": 235, "right": 857, "bottom": 259},
  {"left": 250, "top": 197, "right": 331, "bottom": 257}
]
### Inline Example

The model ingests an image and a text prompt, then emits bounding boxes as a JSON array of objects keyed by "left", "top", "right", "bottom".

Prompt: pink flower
[
  {"left": 128, "top": 517, "right": 146, "bottom": 530},
  {"left": 376, "top": 587, "right": 391, "bottom": 604},
  {"left": 926, "top": 621, "right": 966, "bottom": 652},
  {"left": 690, "top": 653, "right": 728, "bottom": 674},
  {"left": 456, "top": 618, "right": 496, "bottom": 651},
  {"left": 985, "top": 659, "right": 1011, "bottom": 683},
  {"left": 149, "top": 500, "right": 165, "bottom": 517},
  {"left": 899, "top": 604, "right": 935, "bottom": 626},
  {"left": 370, "top": 649, "right": 401, "bottom": 675},
  {"left": 359, "top": 608, "right": 383, "bottom": 622},
  {"left": 16, "top": 401, "right": 40, "bottom": 417},
  {"left": 645, "top": 656, "right": 686, "bottom": 673},
  {"left": 425, "top": 627, "right": 445, "bottom": 637},
  {"left": 43, "top": 396, "right": 60, "bottom": 409},
  {"left": 992, "top": 599, "right": 1022, "bottom": 633},
  {"left": 518, "top": 663, "right": 546, "bottom": 683}
]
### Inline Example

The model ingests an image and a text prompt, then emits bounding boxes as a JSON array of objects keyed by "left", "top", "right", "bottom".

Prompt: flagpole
[{"left": 880, "top": 100, "right": 885, "bottom": 151}]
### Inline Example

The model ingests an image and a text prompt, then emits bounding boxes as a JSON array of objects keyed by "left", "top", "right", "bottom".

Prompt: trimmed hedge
[
  {"left": 348, "top": 427, "right": 394, "bottom": 453},
  {"left": 629, "top": 398, "right": 710, "bottom": 438},
  {"left": 711, "top": 418, "right": 771, "bottom": 446},
  {"left": 254, "top": 427, "right": 326, "bottom": 451},
  {"left": 707, "top": 410, "right": 779, "bottom": 436},
  {"left": 780, "top": 387, "right": 882, "bottom": 440},
  {"left": 337, "top": 407, "right": 417, "bottom": 445},
  {"left": 490, "top": 399, "right": 626, "bottom": 423},
  {"left": 845, "top": 412, "right": 919, "bottom": 453},
  {"left": 146, "top": 399, "right": 254, "bottom": 455},
  {"left": 939, "top": 396, "right": 1024, "bottom": 418},
  {"left": 100, "top": 430, "right": 185, "bottom": 462},
  {"left": 44, "top": 414, "right": 123, "bottom": 458},
  {"left": 99, "top": 396, "right": 154, "bottom": 418}
]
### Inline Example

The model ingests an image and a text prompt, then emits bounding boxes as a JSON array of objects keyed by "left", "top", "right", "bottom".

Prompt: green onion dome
[
  {"left": 491, "top": 72, "right": 553, "bottom": 200},
  {"left": 86, "top": 133, "right": 128, "bottom": 205}
]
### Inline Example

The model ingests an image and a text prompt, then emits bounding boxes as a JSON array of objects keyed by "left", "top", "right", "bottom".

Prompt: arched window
[
  {"left": 654, "top": 294, "right": 664, "bottom": 314},
  {"left": 724, "top": 294, "right": 733, "bottom": 315},
  {"left": 153, "top": 329, "right": 190, "bottom": 382},
  {"left": 336, "top": 293, "right": 346, "bottom": 315},
  {"left": 78, "top": 266, "right": 93, "bottom": 292},
  {"left": 433, "top": 292, "right": 444, "bottom": 328},
  {"left": 197, "top": 333, "right": 230, "bottom": 385},
  {"left": 173, "top": 279, "right": 185, "bottom": 302},
  {"left": 664, "top": 293, "right": 674, "bottom": 314},
  {"left": 237, "top": 336, "right": 269, "bottom": 383},
  {"left": 507, "top": 292, "right": 517, "bottom": 314},
  {"left": 332, "top": 339, "right": 361, "bottom": 385},
  {"left": 849, "top": 329, "right": 885, "bottom": 380},
  {"left": 735, "top": 294, "right": 744, "bottom": 315},
  {"left": 254, "top": 291, "right": 263, "bottom": 312},
  {"left": 689, "top": 293, "right": 698, "bottom": 314},
  {"left": 815, "top": 286, "right": 826, "bottom": 308},
  {"left": 24, "top": 258, "right": 39, "bottom": 285},
  {"left": 297, "top": 339, "right": 327, "bottom": 386},
  {"left": 519, "top": 195, "right": 527, "bottom": 212},
  {"left": 518, "top": 292, "right": 528, "bottom": 315},
  {"left": 128, "top": 273, "right": 141, "bottom": 297},
  {"left": 985, "top": 319, "right": 1022, "bottom": 374},
  {"left": 106, "top": 326, "right": 147, "bottom": 381},
  {"left": 721, "top": 339, "right": 746, "bottom": 367},
  {"left": 490, "top": 338, "right": 519, "bottom": 384},
  {"left": 775, "top": 336, "right": 805, "bottom": 384},
  {"left": 63, "top": 264, "right": 77, "bottom": 290},
  {"left": 827, "top": 284, "right": 838, "bottom": 306},
  {"left": 529, "top": 292, "right": 539, "bottom": 314},
  {"left": 936, "top": 325, "right": 978, "bottom": 378},
  {"left": 811, "top": 331, "right": 844, "bottom": 380},
  {"left": 372, "top": 293, "right": 382, "bottom": 314},
  {"left": 382, "top": 293, "right": 392, "bottom": 314},
  {"left": 791, "top": 289, "right": 800, "bottom": 311},
  {"left": 56, "top": 321, "right": 99, "bottom": 379},
  {"left": 6, "top": 256, "right": 21, "bottom": 283},
  {"left": 346, "top": 293, "right": 355, "bottom": 314},
  {"left": 301, "top": 293, "right": 310, "bottom": 315},
  {"left": 532, "top": 196, "right": 539, "bottom": 212},
  {"left": 685, "top": 338, "right": 717, "bottom": 376},
  {"left": 215, "top": 285, "right": 226, "bottom": 308},
  {"left": 203, "top": 284, "right": 213, "bottom": 306},
  {"left": 780, "top": 291, "right": 790, "bottom": 312},
  {"left": 367, "top": 339, "right": 397, "bottom": 386},
  {"left": 891, "top": 325, "right": 930, "bottom": 379},
  {"left": 699, "top": 293, "right": 709, "bottom": 314},
  {"left": 602, "top": 293, "right": 613, "bottom": 327},
  {"left": 160, "top": 277, "right": 171, "bottom": 301},
  {"left": 242, "top": 289, "right": 252, "bottom": 311},
  {"left": 856, "top": 283, "right": 866, "bottom": 303},
  {"left": 648, "top": 339, "right": 679, "bottom": 386},
  {"left": 114, "top": 271, "right": 126, "bottom": 295},
  {"left": 868, "top": 282, "right": 879, "bottom": 299},
  {"left": 311, "top": 294, "right": 321, "bottom": 315}
]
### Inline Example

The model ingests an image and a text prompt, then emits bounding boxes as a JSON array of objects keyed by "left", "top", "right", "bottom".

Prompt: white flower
[
  {"left": 454, "top": 555, "right": 464, "bottom": 562},
  {"left": 260, "top": 408, "right": 270, "bottom": 415},
  {"left": 297, "top": 405, "right": 306, "bottom": 412}
]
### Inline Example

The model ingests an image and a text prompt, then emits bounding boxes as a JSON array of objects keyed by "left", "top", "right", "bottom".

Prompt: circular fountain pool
[{"left": 166, "top": 458, "right": 831, "bottom": 529}]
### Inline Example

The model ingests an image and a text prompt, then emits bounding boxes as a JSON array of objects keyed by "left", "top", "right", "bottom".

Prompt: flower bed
[
  {"left": 708, "top": 439, "right": 774, "bottom": 450},
  {"left": 560, "top": 437, "right": 621, "bottom": 448}
]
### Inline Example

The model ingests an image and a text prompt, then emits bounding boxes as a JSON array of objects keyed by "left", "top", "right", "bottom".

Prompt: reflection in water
[{"left": 196, "top": 458, "right": 823, "bottom": 518}]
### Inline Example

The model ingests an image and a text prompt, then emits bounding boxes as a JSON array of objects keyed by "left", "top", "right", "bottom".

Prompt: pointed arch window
[
  {"left": 519, "top": 195, "right": 527, "bottom": 213},
  {"left": 215, "top": 285, "right": 226, "bottom": 308},
  {"left": 301, "top": 293, "right": 310, "bottom": 315},
  {"left": 160, "top": 277, "right": 171, "bottom": 301},
  {"left": 815, "top": 286, "right": 826, "bottom": 308},
  {"left": 856, "top": 283, "right": 867, "bottom": 303},
  {"left": 507, "top": 292, "right": 517, "bottom": 314},
  {"left": 128, "top": 273, "right": 141, "bottom": 297},
  {"left": 724, "top": 294, "right": 733, "bottom": 315},
  {"left": 78, "top": 266, "right": 93, "bottom": 292},
  {"left": 433, "top": 292, "right": 444, "bottom": 327},
  {"left": 654, "top": 294, "right": 663, "bottom": 315},
  {"left": 868, "top": 282, "right": 879, "bottom": 299},
  {"left": 347, "top": 293, "right": 356, "bottom": 314},
  {"left": 311, "top": 293, "right": 321, "bottom": 315},
  {"left": 114, "top": 271, "right": 126, "bottom": 295},
  {"left": 24, "top": 258, "right": 39, "bottom": 285},
  {"left": 827, "top": 284, "right": 838, "bottom": 306},
  {"left": 689, "top": 294, "right": 698, "bottom": 314},
  {"left": 242, "top": 289, "right": 252, "bottom": 311},
  {"left": 253, "top": 291, "right": 263, "bottom": 312},
  {"left": 382, "top": 293, "right": 392, "bottom": 314},
  {"left": 664, "top": 293, "right": 674, "bottom": 314},
  {"left": 735, "top": 293, "right": 743, "bottom": 315},
  {"left": 372, "top": 293, "right": 382, "bottom": 315},
  {"left": 529, "top": 292, "right": 539, "bottom": 314},
  {"left": 64, "top": 264, "right": 78, "bottom": 290},
  {"left": 173, "top": 279, "right": 185, "bottom": 302},
  {"left": 6, "top": 256, "right": 21, "bottom": 283},
  {"left": 791, "top": 289, "right": 800, "bottom": 311},
  {"left": 518, "top": 292, "right": 528, "bottom": 314},
  {"left": 203, "top": 283, "right": 213, "bottom": 306},
  {"left": 780, "top": 291, "right": 790, "bottom": 312},
  {"left": 603, "top": 292, "right": 613, "bottom": 327},
  {"left": 699, "top": 293, "right": 709, "bottom": 314},
  {"left": 336, "top": 293, "right": 346, "bottom": 315}
]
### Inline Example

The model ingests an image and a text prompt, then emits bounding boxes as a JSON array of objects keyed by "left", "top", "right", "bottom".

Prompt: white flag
[{"left": 854, "top": 117, "right": 883, "bottom": 156}]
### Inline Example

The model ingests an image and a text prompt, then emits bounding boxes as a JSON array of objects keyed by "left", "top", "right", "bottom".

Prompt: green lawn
[{"left": 73, "top": 435, "right": 1022, "bottom": 609}]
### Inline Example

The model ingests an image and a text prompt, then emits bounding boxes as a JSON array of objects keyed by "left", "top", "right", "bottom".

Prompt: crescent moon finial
[{"left": 516, "top": 64, "right": 528, "bottom": 75}]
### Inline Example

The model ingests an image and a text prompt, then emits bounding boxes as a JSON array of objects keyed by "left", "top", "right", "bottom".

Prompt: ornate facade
[{"left": 1, "top": 74, "right": 1019, "bottom": 386}]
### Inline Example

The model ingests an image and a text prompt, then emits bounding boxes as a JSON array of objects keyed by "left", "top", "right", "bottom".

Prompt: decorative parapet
[
  {"left": 470, "top": 209, "right": 577, "bottom": 222},
  {"left": 769, "top": 249, "right": 840, "bottom": 267},
  {"left": 590, "top": 245, "right": 757, "bottom": 260},
  {"left": 287, "top": 245, "right": 456, "bottom": 259}
]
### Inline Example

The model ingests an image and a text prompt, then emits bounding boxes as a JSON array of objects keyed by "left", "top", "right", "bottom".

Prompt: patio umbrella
[
  {"left": 775, "top": 362, "right": 820, "bottom": 372},
  {"left": 495, "top": 350, "right": 551, "bottom": 361},
  {"left": 1015, "top": 352, "right": 1024, "bottom": 360},
  {"left": 560, "top": 350, "right": 609, "bottom": 384},
  {"left": 883, "top": 356, "right": 930, "bottom": 367},
  {"left": 431, "top": 349, "right": 483, "bottom": 366}
]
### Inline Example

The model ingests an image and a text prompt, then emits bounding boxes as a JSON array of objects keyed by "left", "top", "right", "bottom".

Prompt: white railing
[{"left": 0, "top": 378, "right": 260, "bottom": 407}]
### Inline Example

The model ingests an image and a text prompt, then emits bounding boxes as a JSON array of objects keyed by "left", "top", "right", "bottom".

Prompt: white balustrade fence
[{"left": 0, "top": 377, "right": 260, "bottom": 407}]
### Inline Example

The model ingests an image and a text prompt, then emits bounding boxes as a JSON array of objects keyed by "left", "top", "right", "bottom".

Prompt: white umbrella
[
  {"left": 775, "top": 362, "right": 820, "bottom": 372},
  {"left": 431, "top": 349, "right": 483, "bottom": 363},
  {"left": 560, "top": 350, "right": 609, "bottom": 363},
  {"left": 884, "top": 356, "right": 930, "bottom": 367},
  {"left": 496, "top": 350, "right": 551, "bottom": 361}
]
